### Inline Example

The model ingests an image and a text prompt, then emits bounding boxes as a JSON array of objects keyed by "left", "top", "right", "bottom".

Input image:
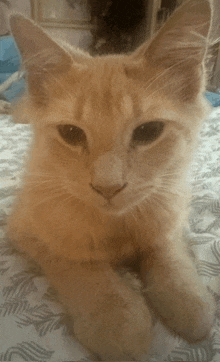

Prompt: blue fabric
[
  {"left": 0, "top": 36, "right": 21, "bottom": 73},
  {"left": 3, "top": 77, "right": 26, "bottom": 102},
  {"left": 205, "top": 92, "right": 220, "bottom": 107},
  {"left": 0, "top": 36, "right": 25, "bottom": 101}
]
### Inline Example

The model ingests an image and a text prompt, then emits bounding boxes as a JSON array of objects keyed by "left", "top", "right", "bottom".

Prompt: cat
[{"left": 6, "top": 0, "right": 217, "bottom": 360}]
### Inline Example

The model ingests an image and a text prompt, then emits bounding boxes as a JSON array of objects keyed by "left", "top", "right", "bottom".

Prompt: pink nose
[{"left": 90, "top": 183, "right": 127, "bottom": 200}]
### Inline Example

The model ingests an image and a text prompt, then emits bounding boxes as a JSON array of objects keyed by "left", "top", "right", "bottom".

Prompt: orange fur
[{"left": 7, "top": 1, "right": 217, "bottom": 360}]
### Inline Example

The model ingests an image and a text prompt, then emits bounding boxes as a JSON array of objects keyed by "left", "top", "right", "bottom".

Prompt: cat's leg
[
  {"left": 6, "top": 230, "right": 152, "bottom": 362},
  {"left": 41, "top": 255, "right": 153, "bottom": 361},
  {"left": 141, "top": 242, "right": 216, "bottom": 343}
]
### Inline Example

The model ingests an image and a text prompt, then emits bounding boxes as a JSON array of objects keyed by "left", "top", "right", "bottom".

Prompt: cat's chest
[{"left": 21, "top": 193, "right": 138, "bottom": 263}]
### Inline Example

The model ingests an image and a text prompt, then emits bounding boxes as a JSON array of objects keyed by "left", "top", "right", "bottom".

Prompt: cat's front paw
[
  {"left": 148, "top": 286, "right": 216, "bottom": 343},
  {"left": 173, "top": 288, "right": 216, "bottom": 343},
  {"left": 73, "top": 292, "right": 153, "bottom": 361}
]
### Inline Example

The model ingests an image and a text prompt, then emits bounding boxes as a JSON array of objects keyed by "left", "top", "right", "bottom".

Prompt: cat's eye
[
  {"left": 57, "top": 124, "right": 86, "bottom": 145},
  {"left": 132, "top": 121, "right": 164, "bottom": 145}
]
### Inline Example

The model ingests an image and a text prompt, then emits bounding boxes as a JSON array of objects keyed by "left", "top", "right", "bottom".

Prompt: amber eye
[
  {"left": 132, "top": 121, "right": 164, "bottom": 145},
  {"left": 57, "top": 125, "right": 86, "bottom": 145}
]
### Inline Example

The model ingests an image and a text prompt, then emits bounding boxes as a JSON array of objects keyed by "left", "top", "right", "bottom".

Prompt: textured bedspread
[{"left": 0, "top": 108, "right": 220, "bottom": 361}]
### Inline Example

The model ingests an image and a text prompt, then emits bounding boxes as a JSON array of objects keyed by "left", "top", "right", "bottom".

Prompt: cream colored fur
[{"left": 7, "top": 1, "right": 217, "bottom": 360}]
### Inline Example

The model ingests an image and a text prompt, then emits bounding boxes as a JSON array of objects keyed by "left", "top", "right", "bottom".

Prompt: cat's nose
[{"left": 90, "top": 182, "right": 127, "bottom": 200}]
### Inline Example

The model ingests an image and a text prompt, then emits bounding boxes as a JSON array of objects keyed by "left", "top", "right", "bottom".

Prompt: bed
[{"left": 0, "top": 107, "right": 220, "bottom": 361}]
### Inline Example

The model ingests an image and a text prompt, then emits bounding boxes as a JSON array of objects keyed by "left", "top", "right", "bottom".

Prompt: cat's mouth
[
  {"left": 92, "top": 186, "right": 154, "bottom": 215},
  {"left": 99, "top": 195, "right": 140, "bottom": 215},
  {"left": 102, "top": 200, "right": 118, "bottom": 212},
  {"left": 98, "top": 199, "right": 126, "bottom": 215}
]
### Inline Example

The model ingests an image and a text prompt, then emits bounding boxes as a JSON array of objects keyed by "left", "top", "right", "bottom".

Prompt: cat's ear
[
  {"left": 9, "top": 13, "right": 73, "bottom": 105},
  {"left": 127, "top": 0, "right": 213, "bottom": 101},
  {"left": 146, "top": 0, "right": 212, "bottom": 67}
]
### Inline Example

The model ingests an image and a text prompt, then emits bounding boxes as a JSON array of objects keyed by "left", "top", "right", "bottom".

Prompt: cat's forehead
[
  {"left": 41, "top": 55, "right": 207, "bottom": 135},
  {"left": 48, "top": 58, "right": 163, "bottom": 122}
]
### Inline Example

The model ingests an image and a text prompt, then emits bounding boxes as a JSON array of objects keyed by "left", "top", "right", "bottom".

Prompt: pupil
[
  {"left": 132, "top": 121, "right": 164, "bottom": 144},
  {"left": 57, "top": 125, "right": 86, "bottom": 145}
]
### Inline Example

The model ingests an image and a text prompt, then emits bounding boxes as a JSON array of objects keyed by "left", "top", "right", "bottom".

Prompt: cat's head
[{"left": 9, "top": 0, "right": 214, "bottom": 215}]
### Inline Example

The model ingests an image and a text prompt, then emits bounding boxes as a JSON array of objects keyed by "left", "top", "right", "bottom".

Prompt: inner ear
[
  {"left": 146, "top": 0, "right": 211, "bottom": 67},
  {"left": 10, "top": 14, "right": 72, "bottom": 72},
  {"left": 125, "top": 0, "right": 212, "bottom": 101},
  {"left": 9, "top": 13, "right": 73, "bottom": 104}
]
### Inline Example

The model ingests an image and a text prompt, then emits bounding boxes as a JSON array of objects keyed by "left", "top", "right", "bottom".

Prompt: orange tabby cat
[{"left": 7, "top": 0, "right": 217, "bottom": 360}]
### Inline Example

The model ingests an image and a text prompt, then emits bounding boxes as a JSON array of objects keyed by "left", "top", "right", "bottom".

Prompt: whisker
[
  {"left": 27, "top": 178, "right": 59, "bottom": 185},
  {"left": 161, "top": 171, "right": 181, "bottom": 177},
  {"left": 157, "top": 186, "right": 182, "bottom": 197},
  {"left": 27, "top": 172, "right": 63, "bottom": 177},
  {"left": 142, "top": 52, "right": 209, "bottom": 106},
  {"left": 34, "top": 191, "right": 75, "bottom": 208},
  {"left": 160, "top": 178, "right": 181, "bottom": 184},
  {"left": 33, "top": 192, "right": 69, "bottom": 209},
  {"left": 143, "top": 53, "right": 202, "bottom": 94},
  {"left": 49, "top": 191, "right": 79, "bottom": 211},
  {"left": 160, "top": 179, "right": 183, "bottom": 187},
  {"left": 28, "top": 184, "right": 63, "bottom": 194},
  {"left": 150, "top": 193, "right": 171, "bottom": 212},
  {"left": 26, "top": 179, "right": 62, "bottom": 188}
]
